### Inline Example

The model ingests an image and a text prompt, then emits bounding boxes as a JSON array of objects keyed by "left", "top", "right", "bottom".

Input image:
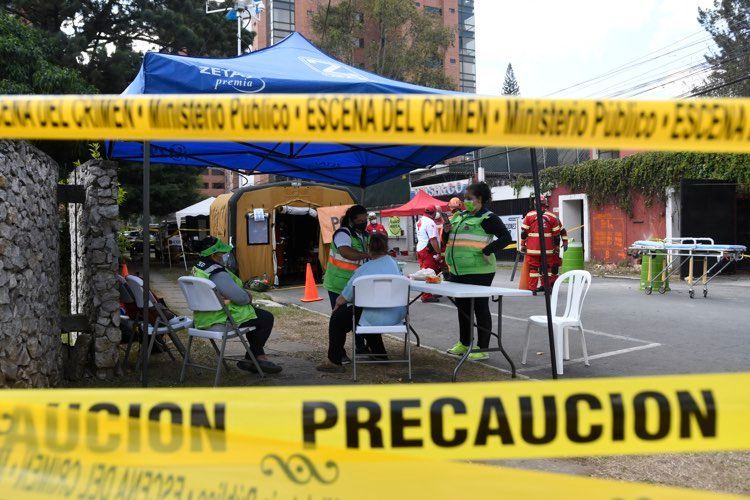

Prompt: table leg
[
  {"left": 496, "top": 297, "right": 516, "bottom": 377},
  {"left": 452, "top": 297, "right": 475, "bottom": 382}
]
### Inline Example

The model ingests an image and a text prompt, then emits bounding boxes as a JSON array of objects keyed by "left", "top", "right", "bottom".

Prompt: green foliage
[
  {"left": 510, "top": 175, "right": 531, "bottom": 196},
  {"left": 311, "top": 0, "right": 456, "bottom": 90},
  {"left": 541, "top": 152, "right": 750, "bottom": 214},
  {"left": 117, "top": 163, "right": 202, "bottom": 218},
  {"left": 693, "top": 0, "right": 750, "bottom": 96},
  {"left": 502, "top": 63, "right": 520, "bottom": 95},
  {"left": 0, "top": 11, "right": 94, "bottom": 94}
]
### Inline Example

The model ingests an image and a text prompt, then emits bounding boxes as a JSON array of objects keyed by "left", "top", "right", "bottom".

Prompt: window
[
  {"left": 212, "top": 182, "right": 225, "bottom": 189},
  {"left": 354, "top": 38, "right": 365, "bottom": 48},
  {"left": 272, "top": 0, "right": 295, "bottom": 44},
  {"left": 247, "top": 212, "right": 270, "bottom": 245},
  {"left": 424, "top": 6, "right": 442, "bottom": 15},
  {"left": 450, "top": 58, "right": 456, "bottom": 64},
  {"left": 203, "top": 183, "right": 209, "bottom": 189},
  {"left": 449, "top": 7, "right": 455, "bottom": 13}
]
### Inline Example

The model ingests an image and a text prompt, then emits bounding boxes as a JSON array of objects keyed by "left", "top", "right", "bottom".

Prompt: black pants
[
  {"left": 328, "top": 290, "right": 367, "bottom": 351},
  {"left": 239, "top": 308, "right": 274, "bottom": 357},
  {"left": 327, "top": 305, "right": 387, "bottom": 365},
  {"left": 449, "top": 273, "right": 495, "bottom": 349}
]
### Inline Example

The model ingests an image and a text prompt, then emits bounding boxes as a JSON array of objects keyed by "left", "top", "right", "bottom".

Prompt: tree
[
  {"left": 502, "top": 63, "right": 520, "bottom": 95},
  {"left": 3, "top": 1, "right": 257, "bottom": 93},
  {"left": 117, "top": 163, "right": 203, "bottom": 218},
  {"left": 692, "top": 0, "right": 750, "bottom": 97},
  {"left": 311, "top": 0, "right": 456, "bottom": 90}
]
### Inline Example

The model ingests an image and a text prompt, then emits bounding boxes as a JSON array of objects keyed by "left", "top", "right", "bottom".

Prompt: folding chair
[
  {"left": 177, "top": 276, "right": 264, "bottom": 386},
  {"left": 351, "top": 274, "right": 412, "bottom": 382},
  {"left": 123, "top": 275, "right": 191, "bottom": 372}
]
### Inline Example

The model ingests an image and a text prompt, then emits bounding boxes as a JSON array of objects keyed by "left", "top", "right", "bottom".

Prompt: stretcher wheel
[
  {"left": 658, "top": 285, "right": 666, "bottom": 294},
  {"left": 645, "top": 287, "right": 652, "bottom": 295},
  {"left": 689, "top": 290, "right": 695, "bottom": 299},
  {"left": 703, "top": 289, "right": 708, "bottom": 298}
]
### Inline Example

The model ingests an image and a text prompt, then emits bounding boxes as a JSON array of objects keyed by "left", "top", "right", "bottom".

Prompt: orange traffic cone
[
  {"left": 121, "top": 260, "right": 129, "bottom": 277},
  {"left": 518, "top": 256, "right": 530, "bottom": 291},
  {"left": 300, "top": 263, "right": 323, "bottom": 302}
]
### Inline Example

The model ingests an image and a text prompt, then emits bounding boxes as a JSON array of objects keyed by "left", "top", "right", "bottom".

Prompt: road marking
[
  {"left": 423, "top": 301, "right": 658, "bottom": 345},
  {"left": 517, "top": 343, "right": 662, "bottom": 373}
]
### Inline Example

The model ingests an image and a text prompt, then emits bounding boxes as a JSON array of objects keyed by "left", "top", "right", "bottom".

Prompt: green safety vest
[
  {"left": 446, "top": 211, "right": 496, "bottom": 276},
  {"left": 191, "top": 262, "right": 257, "bottom": 329},
  {"left": 323, "top": 228, "right": 368, "bottom": 294}
]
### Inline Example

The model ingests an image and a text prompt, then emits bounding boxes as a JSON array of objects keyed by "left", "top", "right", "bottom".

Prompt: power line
[
  {"left": 686, "top": 73, "right": 750, "bottom": 96},
  {"left": 543, "top": 31, "right": 710, "bottom": 96}
]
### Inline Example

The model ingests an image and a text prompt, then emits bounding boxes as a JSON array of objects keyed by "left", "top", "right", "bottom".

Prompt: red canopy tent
[{"left": 380, "top": 190, "right": 449, "bottom": 217}]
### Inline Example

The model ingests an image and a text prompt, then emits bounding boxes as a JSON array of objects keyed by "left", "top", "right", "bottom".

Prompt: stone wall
[
  {"left": 0, "top": 141, "right": 61, "bottom": 387},
  {"left": 69, "top": 159, "right": 121, "bottom": 378}
]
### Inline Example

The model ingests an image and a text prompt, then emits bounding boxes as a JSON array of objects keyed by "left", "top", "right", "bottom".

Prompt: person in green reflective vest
[
  {"left": 443, "top": 182, "right": 512, "bottom": 361},
  {"left": 323, "top": 204, "right": 370, "bottom": 359},
  {"left": 192, "top": 236, "right": 282, "bottom": 374}
]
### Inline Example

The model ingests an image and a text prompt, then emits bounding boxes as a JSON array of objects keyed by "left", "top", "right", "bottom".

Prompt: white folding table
[{"left": 409, "top": 281, "right": 533, "bottom": 382}]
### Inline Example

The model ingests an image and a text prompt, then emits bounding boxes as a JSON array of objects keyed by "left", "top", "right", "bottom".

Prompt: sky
[{"left": 475, "top": 0, "right": 717, "bottom": 98}]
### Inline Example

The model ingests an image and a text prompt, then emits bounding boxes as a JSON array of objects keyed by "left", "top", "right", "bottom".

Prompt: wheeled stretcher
[{"left": 628, "top": 238, "right": 747, "bottom": 299}]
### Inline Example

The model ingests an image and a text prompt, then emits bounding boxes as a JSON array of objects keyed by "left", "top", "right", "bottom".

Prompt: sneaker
[
  {"left": 341, "top": 354, "right": 352, "bottom": 365},
  {"left": 447, "top": 342, "right": 469, "bottom": 355},
  {"left": 468, "top": 352, "right": 489, "bottom": 361}
]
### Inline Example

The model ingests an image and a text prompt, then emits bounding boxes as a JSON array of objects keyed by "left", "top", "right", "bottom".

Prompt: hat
[
  {"left": 197, "top": 236, "right": 233, "bottom": 257},
  {"left": 424, "top": 206, "right": 436, "bottom": 216},
  {"left": 449, "top": 197, "right": 462, "bottom": 209},
  {"left": 368, "top": 211, "right": 377, "bottom": 219},
  {"left": 539, "top": 195, "right": 550, "bottom": 208}
]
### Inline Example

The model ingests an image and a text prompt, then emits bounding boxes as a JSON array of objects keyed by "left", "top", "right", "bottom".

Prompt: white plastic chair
[
  {"left": 122, "top": 275, "right": 191, "bottom": 371},
  {"left": 522, "top": 270, "right": 592, "bottom": 375},
  {"left": 177, "top": 276, "right": 261, "bottom": 386},
  {"left": 351, "top": 274, "right": 411, "bottom": 382}
]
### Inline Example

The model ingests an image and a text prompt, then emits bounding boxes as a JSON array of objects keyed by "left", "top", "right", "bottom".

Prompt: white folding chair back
[
  {"left": 351, "top": 274, "right": 411, "bottom": 382},
  {"left": 352, "top": 275, "right": 410, "bottom": 308},
  {"left": 177, "top": 276, "right": 263, "bottom": 386},
  {"left": 125, "top": 275, "right": 156, "bottom": 307},
  {"left": 522, "top": 270, "right": 592, "bottom": 375},
  {"left": 117, "top": 275, "right": 135, "bottom": 304},
  {"left": 178, "top": 277, "right": 223, "bottom": 312}
]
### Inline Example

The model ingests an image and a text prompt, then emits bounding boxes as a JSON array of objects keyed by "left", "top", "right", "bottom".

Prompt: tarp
[
  {"left": 107, "top": 32, "right": 477, "bottom": 187},
  {"left": 380, "top": 190, "right": 449, "bottom": 217},
  {"left": 175, "top": 197, "right": 215, "bottom": 227}
]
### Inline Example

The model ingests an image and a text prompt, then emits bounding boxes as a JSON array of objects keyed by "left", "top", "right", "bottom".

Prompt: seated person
[
  {"left": 317, "top": 233, "right": 406, "bottom": 373},
  {"left": 192, "top": 236, "right": 282, "bottom": 374}
]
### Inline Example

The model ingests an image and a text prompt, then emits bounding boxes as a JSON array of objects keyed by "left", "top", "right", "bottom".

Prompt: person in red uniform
[
  {"left": 416, "top": 207, "right": 443, "bottom": 302},
  {"left": 366, "top": 212, "right": 388, "bottom": 237},
  {"left": 520, "top": 195, "right": 562, "bottom": 292}
]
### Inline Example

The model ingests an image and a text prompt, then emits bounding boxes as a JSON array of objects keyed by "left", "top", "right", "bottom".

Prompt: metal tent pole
[
  {"left": 141, "top": 141, "right": 151, "bottom": 387},
  {"left": 529, "top": 148, "right": 558, "bottom": 379}
]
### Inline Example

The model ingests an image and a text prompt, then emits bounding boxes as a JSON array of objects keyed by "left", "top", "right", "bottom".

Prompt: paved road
[{"left": 270, "top": 262, "right": 750, "bottom": 380}]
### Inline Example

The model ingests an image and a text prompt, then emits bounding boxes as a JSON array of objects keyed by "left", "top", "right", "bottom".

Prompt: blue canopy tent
[
  {"left": 107, "top": 32, "right": 476, "bottom": 187},
  {"left": 112, "top": 33, "right": 561, "bottom": 383}
]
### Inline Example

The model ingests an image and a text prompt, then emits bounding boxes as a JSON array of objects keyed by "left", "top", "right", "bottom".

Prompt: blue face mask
[{"left": 222, "top": 253, "right": 231, "bottom": 266}]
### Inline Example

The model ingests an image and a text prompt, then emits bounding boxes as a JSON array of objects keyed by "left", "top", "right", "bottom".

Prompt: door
[{"left": 680, "top": 179, "right": 737, "bottom": 276}]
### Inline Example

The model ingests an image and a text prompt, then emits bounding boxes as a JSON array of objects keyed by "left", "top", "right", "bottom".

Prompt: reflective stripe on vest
[
  {"left": 445, "top": 211, "right": 496, "bottom": 276},
  {"left": 323, "top": 229, "right": 368, "bottom": 294},
  {"left": 328, "top": 255, "right": 358, "bottom": 271}
]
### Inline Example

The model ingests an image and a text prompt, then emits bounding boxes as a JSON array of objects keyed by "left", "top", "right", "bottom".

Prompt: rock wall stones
[
  {"left": 69, "top": 160, "right": 121, "bottom": 378},
  {"left": 0, "top": 141, "right": 61, "bottom": 387}
]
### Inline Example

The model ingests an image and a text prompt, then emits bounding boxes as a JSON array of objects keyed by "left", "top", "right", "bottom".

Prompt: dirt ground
[{"left": 68, "top": 264, "right": 749, "bottom": 496}]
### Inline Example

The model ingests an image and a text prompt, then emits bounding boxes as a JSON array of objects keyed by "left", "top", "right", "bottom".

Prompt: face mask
[
  {"left": 222, "top": 253, "right": 231, "bottom": 265},
  {"left": 464, "top": 200, "right": 476, "bottom": 212},
  {"left": 354, "top": 222, "right": 367, "bottom": 232}
]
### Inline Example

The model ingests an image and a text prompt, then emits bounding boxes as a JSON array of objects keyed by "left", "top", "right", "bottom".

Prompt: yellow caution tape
[
  {"left": 0, "top": 401, "right": 741, "bottom": 499},
  {"left": 0, "top": 373, "right": 746, "bottom": 463},
  {"left": 2, "top": 94, "right": 750, "bottom": 152}
]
